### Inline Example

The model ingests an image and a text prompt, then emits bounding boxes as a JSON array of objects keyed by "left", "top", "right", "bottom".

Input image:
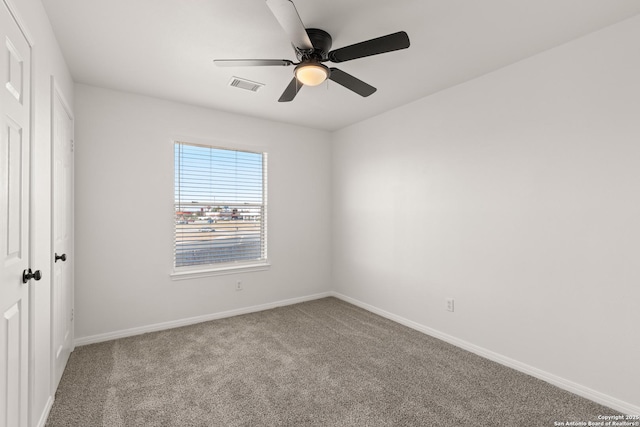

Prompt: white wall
[
  {"left": 7, "top": 0, "right": 75, "bottom": 425},
  {"left": 73, "top": 84, "right": 332, "bottom": 341},
  {"left": 332, "top": 15, "right": 640, "bottom": 412}
]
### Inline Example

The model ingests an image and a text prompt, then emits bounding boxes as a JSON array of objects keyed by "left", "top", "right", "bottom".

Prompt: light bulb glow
[{"left": 295, "top": 63, "right": 329, "bottom": 86}]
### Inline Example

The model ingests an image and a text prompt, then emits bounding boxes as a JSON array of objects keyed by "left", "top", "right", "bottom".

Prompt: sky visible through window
[{"left": 174, "top": 143, "right": 263, "bottom": 210}]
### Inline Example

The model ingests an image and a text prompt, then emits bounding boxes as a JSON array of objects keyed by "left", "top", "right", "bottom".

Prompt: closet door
[{"left": 51, "top": 83, "right": 74, "bottom": 390}]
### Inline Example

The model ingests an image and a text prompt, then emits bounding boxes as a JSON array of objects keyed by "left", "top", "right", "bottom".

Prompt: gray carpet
[{"left": 46, "top": 297, "right": 616, "bottom": 426}]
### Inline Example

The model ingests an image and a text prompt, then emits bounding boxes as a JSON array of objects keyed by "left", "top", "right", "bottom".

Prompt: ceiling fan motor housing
[{"left": 302, "top": 28, "right": 333, "bottom": 60}]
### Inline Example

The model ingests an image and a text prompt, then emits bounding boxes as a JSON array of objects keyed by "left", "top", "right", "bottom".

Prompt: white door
[
  {"left": 0, "top": 2, "right": 32, "bottom": 427},
  {"left": 51, "top": 85, "right": 73, "bottom": 390}
]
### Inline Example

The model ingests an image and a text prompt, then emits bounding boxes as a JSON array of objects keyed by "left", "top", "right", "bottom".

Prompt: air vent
[{"left": 228, "top": 77, "right": 265, "bottom": 92}]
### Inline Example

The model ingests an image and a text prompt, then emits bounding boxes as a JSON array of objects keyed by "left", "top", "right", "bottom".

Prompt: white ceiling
[{"left": 42, "top": 0, "right": 640, "bottom": 131}]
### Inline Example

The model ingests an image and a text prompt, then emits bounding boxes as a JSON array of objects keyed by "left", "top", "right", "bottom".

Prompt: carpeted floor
[{"left": 46, "top": 297, "right": 617, "bottom": 426}]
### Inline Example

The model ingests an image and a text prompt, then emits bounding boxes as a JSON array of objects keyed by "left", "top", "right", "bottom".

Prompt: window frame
[{"left": 170, "top": 139, "right": 270, "bottom": 280}]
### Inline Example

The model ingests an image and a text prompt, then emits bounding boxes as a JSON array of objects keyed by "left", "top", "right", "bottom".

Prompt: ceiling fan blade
[
  {"left": 278, "top": 77, "right": 303, "bottom": 102},
  {"left": 214, "top": 59, "right": 294, "bottom": 67},
  {"left": 328, "top": 31, "right": 410, "bottom": 63},
  {"left": 328, "top": 68, "right": 376, "bottom": 97},
  {"left": 265, "top": 0, "right": 313, "bottom": 51}
]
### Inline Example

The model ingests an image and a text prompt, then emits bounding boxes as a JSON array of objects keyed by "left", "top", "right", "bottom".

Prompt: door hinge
[
  {"left": 71, "top": 308, "right": 74, "bottom": 322},
  {"left": 70, "top": 140, "right": 74, "bottom": 152}
]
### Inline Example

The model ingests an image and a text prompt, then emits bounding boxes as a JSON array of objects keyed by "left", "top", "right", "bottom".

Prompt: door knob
[
  {"left": 22, "top": 268, "right": 42, "bottom": 283},
  {"left": 55, "top": 253, "right": 67, "bottom": 262}
]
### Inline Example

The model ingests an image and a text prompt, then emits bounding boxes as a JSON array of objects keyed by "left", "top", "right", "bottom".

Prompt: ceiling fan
[{"left": 214, "top": 0, "right": 410, "bottom": 102}]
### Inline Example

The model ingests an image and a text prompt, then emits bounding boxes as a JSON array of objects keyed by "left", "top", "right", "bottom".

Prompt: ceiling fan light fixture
[{"left": 295, "top": 63, "right": 329, "bottom": 86}]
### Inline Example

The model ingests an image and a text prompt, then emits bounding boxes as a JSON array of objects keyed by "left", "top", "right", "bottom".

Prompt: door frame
[{"left": 50, "top": 76, "right": 75, "bottom": 395}]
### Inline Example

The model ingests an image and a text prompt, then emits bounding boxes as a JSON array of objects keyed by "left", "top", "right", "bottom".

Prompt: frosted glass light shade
[{"left": 295, "top": 64, "right": 329, "bottom": 86}]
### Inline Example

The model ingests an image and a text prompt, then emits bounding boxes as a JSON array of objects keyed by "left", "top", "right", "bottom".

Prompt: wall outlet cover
[{"left": 446, "top": 298, "right": 454, "bottom": 312}]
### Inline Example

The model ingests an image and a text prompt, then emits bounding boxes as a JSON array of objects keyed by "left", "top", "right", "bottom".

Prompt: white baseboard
[
  {"left": 330, "top": 291, "right": 640, "bottom": 416},
  {"left": 35, "top": 395, "right": 54, "bottom": 427},
  {"left": 74, "top": 292, "right": 331, "bottom": 347}
]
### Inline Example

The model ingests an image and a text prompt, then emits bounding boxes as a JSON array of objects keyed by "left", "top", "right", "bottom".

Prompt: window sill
[{"left": 170, "top": 262, "right": 271, "bottom": 281}]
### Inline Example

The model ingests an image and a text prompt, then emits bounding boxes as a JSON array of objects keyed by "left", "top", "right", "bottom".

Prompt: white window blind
[{"left": 174, "top": 142, "right": 267, "bottom": 269}]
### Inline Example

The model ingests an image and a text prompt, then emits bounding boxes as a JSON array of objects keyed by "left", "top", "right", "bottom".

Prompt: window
[{"left": 173, "top": 142, "right": 268, "bottom": 276}]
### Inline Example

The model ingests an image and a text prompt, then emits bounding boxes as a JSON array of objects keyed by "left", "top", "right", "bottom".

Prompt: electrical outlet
[
  {"left": 446, "top": 298, "right": 454, "bottom": 312},
  {"left": 236, "top": 280, "right": 243, "bottom": 291}
]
